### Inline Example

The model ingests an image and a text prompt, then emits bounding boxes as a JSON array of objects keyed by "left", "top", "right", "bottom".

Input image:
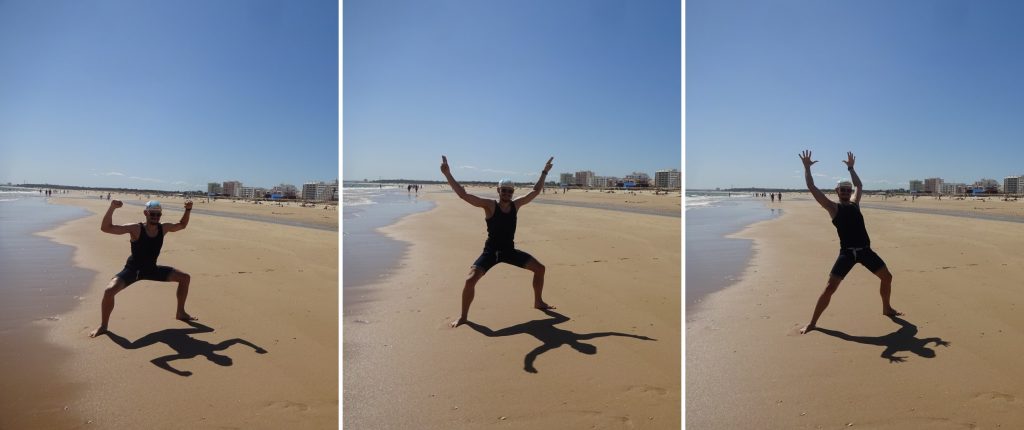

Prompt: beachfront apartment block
[
  {"left": 941, "top": 183, "right": 967, "bottom": 195},
  {"left": 575, "top": 171, "right": 595, "bottom": 188},
  {"left": 655, "top": 168, "right": 680, "bottom": 189},
  {"left": 923, "top": 178, "right": 944, "bottom": 194},
  {"left": 1004, "top": 176, "right": 1022, "bottom": 195},
  {"left": 302, "top": 180, "right": 339, "bottom": 202},
  {"left": 240, "top": 186, "right": 268, "bottom": 199},
  {"left": 559, "top": 173, "right": 574, "bottom": 187},
  {"left": 222, "top": 181, "right": 242, "bottom": 197},
  {"left": 909, "top": 180, "right": 924, "bottom": 193},
  {"left": 207, "top": 182, "right": 223, "bottom": 195}
]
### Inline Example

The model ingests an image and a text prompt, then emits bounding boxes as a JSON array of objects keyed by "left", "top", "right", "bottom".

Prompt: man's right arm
[
  {"left": 441, "top": 155, "right": 490, "bottom": 208},
  {"left": 100, "top": 200, "right": 136, "bottom": 235}
]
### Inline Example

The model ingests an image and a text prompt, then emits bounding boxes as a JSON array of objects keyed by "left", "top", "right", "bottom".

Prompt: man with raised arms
[
  {"left": 90, "top": 199, "right": 197, "bottom": 338},
  {"left": 441, "top": 155, "right": 555, "bottom": 328},
  {"left": 798, "top": 150, "right": 902, "bottom": 334}
]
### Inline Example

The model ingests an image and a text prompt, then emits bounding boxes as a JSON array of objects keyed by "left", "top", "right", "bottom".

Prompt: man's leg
[
  {"left": 523, "top": 259, "right": 554, "bottom": 310},
  {"left": 90, "top": 277, "right": 127, "bottom": 338},
  {"left": 166, "top": 269, "right": 196, "bottom": 321},
  {"left": 451, "top": 267, "right": 485, "bottom": 328},
  {"left": 875, "top": 267, "right": 902, "bottom": 316},
  {"left": 800, "top": 275, "right": 842, "bottom": 334}
]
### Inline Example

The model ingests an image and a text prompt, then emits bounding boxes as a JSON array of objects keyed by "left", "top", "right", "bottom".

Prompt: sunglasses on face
[
  {"left": 148, "top": 212, "right": 162, "bottom": 217},
  {"left": 838, "top": 188, "right": 852, "bottom": 193},
  {"left": 499, "top": 189, "right": 514, "bottom": 194}
]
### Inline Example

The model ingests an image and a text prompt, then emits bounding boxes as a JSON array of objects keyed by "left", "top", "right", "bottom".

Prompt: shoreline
[
  {"left": 0, "top": 197, "right": 97, "bottom": 429},
  {"left": 685, "top": 198, "right": 779, "bottom": 314}
]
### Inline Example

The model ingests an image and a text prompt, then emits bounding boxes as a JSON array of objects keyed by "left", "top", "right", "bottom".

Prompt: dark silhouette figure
[
  {"left": 465, "top": 309, "right": 655, "bottom": 373},
  {"left": 102, "top": 321, "right": 267, "bottom": 376},
  {"left": 815, "top": 316, "right": 949, "bottom": 363}
]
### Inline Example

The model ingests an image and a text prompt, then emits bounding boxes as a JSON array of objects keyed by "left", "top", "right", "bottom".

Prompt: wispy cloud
[
  {"left": 458, "top": 165, "right": 478, "bottom": 170},
  {"left": 104, "top": 172, "right": 125, "bottom": 176},
  {"left": 129, "top": 176, "right": 165, "bottom": 183}
]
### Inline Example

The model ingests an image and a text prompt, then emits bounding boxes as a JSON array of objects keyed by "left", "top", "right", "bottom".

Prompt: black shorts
[
  {"left": 830, "top": 247, "right": 886, "bottom": 279},
  {"left": 472, "top": 248, "right": 534, "bottom": 272},
  {"left": 115, "top": 265, "right": 175, "bottom": 287}
]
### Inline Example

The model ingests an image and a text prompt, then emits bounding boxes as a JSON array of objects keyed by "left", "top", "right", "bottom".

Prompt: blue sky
[
  {"left": 343, "top": 0, "right": 681, "bottom": 183},
  {"left": 0, "top": 0, "right": 338, "bottom": 191},
  {"left": 688, "top": 0, "right": 1024, "bottom": 190}
]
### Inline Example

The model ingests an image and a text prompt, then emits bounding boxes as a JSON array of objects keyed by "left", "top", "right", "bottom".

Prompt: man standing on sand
[
  {"left": 798, "top": 150, "right": 901, "bottom": 335},
  {"left": 441, "top": 155, "right": 555, "bottom": 328},
  {"left": 90, "top": 199, "right": 197, "bottom": 338}
]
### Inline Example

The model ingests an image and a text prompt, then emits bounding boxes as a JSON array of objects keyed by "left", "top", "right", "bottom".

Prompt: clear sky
[
  {"left": 688, "top": 0, "right": 1024, "bottom": 190},
  {"left": 0, "top": 0, "right": 338, "bottom": 192},
  {"left": 343, "top": 0, "right": 681, "bottom": 184}
]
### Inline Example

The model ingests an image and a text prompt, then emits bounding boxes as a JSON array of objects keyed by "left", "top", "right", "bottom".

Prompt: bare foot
[
  {"left": 176, "top": 312, "right": 198, "bottom": 321},
  {"left": 450, "top": 317, "right": 467, "bottom": 328},
  {"left": 535, "top": 302, "right": 556, "bottom": 310},
  {"left": 89, "top": 326, "right": 108, "bottom": 338},
  {"left": 883, "top": 308, "right": 903, "bottom": 317},
  {"left": 799, "top": 324, "right": 815, "bottom": 334}
]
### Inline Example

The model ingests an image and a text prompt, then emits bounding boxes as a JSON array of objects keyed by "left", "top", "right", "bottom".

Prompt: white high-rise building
[
  {"left": 655, "top": 168, "right": 681, "bottom": 189},
  {"left": 1004, "top": 176, "right": 1022, "bottom": 195}
]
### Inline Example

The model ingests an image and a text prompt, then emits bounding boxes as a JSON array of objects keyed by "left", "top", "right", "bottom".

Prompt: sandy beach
[
  {"left": 687, "top": 195, "right": 1024, "bottom": 428},
  {"left": 344, "top": 189, "right": 680, "bottom": 429},
  {"left": 7, "top": 194, "right": 338, "bottom": 429}
]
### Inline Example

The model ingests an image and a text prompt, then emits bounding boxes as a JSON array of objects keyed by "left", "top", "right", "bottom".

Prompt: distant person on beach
[
  {"left": 441, "top": 155, "right": 555, "bottom": 328},
  {"left": 798, "top": 150, "right": 901, "bottom": 335},
  {"left": 89, "top": 199, "right": 196, "bottom": 338}
]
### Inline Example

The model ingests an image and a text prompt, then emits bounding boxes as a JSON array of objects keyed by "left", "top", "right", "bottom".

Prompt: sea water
[
  {"left": 341, "top": 183, "right": 435, "bottom": 305},
  {"left": 686, "top": 191, "right": 779, "bottom": 313}
]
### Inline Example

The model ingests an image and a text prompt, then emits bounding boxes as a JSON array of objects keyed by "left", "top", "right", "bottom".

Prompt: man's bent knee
[
  {"left": 877, "top": 267, "right": 892, "bottom": 282},
  {"left": 105, "top": 279, "right": 126, "bottom": 296}
]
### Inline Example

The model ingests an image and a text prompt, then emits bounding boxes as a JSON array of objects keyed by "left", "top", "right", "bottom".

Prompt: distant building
[
  {"left": 654, "top": 168, "right": 680, "bottom": 189},
  {"left": 303, "top": 181, "right": 339, "bottom": 201},
  {"left": 207, "top": 182, "right": 223, "bottom": 195},
  {"left": 271, "top": 183, "right": 299, "bottom": 199},
  {"left": 1004, "top": 176, "right": 1022, "bottom": 195},
  {"left": 222, "top": 181, "right": 242, "bottom": 198},
  {"left": 625, "top": 172, "right": 650, "bottom": 187},
  {"left": 973, "top": 178, "right": 1000, "bottom": 193},
  {"left": 941, "top": 183, "right": 967, "bottom": 195},
  {"left": 909, "top": 180, "right": 924, "bottom": 193},
  {"left": 575, "top": 171, "right": 595, "bottom": 188},
  {"left": 559, "top": 173, "right": 575, "bottom": 187},
  {"left": 923, "top": 178, "right": 943, "bottom": 194}
]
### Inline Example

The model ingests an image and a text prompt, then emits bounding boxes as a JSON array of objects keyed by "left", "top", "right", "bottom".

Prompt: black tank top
[
  {"left": 831, "top": 203, "right": 870, "bottom": 248},
  {"left": 485, "top": 201, "right": 517, "bottom": 250},
  {"left": 126, "top": 223, "right": 164, "bottom": 268}
]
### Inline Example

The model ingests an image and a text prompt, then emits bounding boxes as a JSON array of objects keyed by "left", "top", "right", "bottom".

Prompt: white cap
[
  {"left": 497, "top": 178, "right": 514, "bottom": 189},
  {"left": 144, "top": 200, "right": 162, "bottom": 212}
]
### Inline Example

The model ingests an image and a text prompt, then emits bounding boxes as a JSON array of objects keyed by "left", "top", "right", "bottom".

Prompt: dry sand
[
  {"left": 344, "top": 190, "right": 681, "bottom": 429},
  {"left": 20, "top": 196, "right": 338, "bottom": 429},
  {"left": 688, "top": 196, "right": 1024, "bottom": 428}
]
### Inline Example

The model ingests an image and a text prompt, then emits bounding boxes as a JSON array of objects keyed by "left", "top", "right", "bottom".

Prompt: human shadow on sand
[
  {"left": 816, "top": 316, "right": 950, "bottom": 363},
  {"left": 466, "top": 309, "right": 656, "bottom": 373},
  {"left": 104, "top": 321, "right": 267, "bottom": 376}
]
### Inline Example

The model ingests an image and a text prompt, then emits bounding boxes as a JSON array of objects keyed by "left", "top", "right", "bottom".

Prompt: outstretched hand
[
  {"left": 184, "top": 200, "right": 193, "bottom": 210},
  {"left": 843, "top": 151, "right": 856, "bottom": 169},
  {"left": 110, "top": 200, "right": 123, "bottom": 209},
  {"left": 542, "top": 157, "right": 554, "bottom": 174},
  {"left": 440, "top": 155, "right": 450, "bottom": 175},
  {"left": 799, "top": 150, "right": 817, "bottom": 169}
]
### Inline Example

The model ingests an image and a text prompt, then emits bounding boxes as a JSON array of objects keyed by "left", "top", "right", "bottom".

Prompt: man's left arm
[
  {"left": 845, "top": 152, "right": 864, "bottom": 204},
  {"left": 165, "top": 200, "right": 193, "bottom": 233},
  {"left": 515, "top": 157, "right": 554, "bottom": 208}
]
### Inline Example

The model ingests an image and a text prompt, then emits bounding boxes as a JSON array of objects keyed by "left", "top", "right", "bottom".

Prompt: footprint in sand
[{"left": 264, "top": 400, "right": 310, "bottom": 412}]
